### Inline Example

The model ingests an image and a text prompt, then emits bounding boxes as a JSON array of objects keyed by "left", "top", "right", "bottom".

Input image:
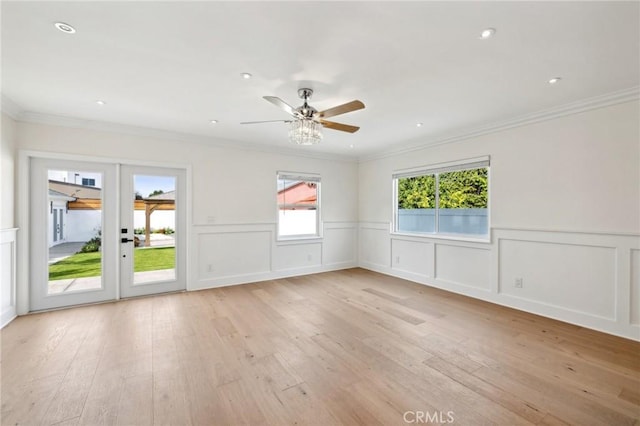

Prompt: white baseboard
[{"left": 192, "top": 261, "right": 358, "bottom": 291}]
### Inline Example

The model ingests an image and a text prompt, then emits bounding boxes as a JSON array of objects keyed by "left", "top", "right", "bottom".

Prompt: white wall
[
  {"left": 1, "top": 113, "right": 18, "bottom": 326},
  {"left": 15, "top": 121, "right": 359, "bottom": 310},
  {"left": 64, "top": 210, "right": 101, "bottom": 243},
  {"left": 1, "top": 113, "right": 17, "bottom": 229},
  {"left": 359, "top": 100, "right": 640, "bottom": 340}
]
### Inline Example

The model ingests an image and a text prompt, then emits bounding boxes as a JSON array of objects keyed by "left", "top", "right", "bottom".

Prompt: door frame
[{"left": 17, "top": 150, "right": 192, "bottom": 315}]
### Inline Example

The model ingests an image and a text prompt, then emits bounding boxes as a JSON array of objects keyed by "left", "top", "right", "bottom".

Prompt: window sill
[
  {"left": 276, "top": 236, "right": 323, "bottom": 245},
  {"left": 391, "top": 231, "right": 491, "bottom": 244}
]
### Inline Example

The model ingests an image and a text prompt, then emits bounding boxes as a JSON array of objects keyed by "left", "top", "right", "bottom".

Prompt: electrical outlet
[
  {"left": 395, "top": 256, "right": 400, "bottom": 264},
  {"left": 207, "top": 264, "right": 214, "bottom": 272},
  {"left": 514, "top": 278, "right": 523, "bottom": 288},
  {"left": 307, "top": 254, "right": 312, "bottom": 261}
]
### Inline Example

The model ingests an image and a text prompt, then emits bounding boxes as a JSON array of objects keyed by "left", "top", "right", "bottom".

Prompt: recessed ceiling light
[
  {"left": 210, "top": 119, "right": 218, "bottom": 124},
  {"left": 548, "top": 77, "right": 562, "bottom": 85},
  {"left": 240, "top": 73, "right": 252, "bottom": 79},
  {"left": 479, "top": 28, "right": 496, "bottom": 39},
  {"left": 349, "top": 144, "right": 355, "bottom": 149},
  {"left": 416, "top": 122, "right": 424, "bottom": 128},
  {"left": 54, "top": 22, "right": 76, "bottom": 34},
  {"left": 95, "top": 100, "right": 106, "bottom": 106}
]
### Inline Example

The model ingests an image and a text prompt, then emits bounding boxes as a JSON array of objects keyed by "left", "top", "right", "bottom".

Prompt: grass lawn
[{"left": 49, "top": 247, "right": 175, "bottom": 280}]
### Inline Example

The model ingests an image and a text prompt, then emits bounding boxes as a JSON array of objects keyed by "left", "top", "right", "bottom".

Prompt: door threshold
[{"left": 27, "top": 290, "right": 187, "bottom": 314}]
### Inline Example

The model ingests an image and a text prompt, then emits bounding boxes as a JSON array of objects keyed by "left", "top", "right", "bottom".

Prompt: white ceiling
[{"left": 2, "top": 1, "right": 639, "bottom": 159}]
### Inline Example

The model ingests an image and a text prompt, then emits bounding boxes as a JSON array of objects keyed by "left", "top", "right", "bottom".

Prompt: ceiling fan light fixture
[{"left": 289, "top": 120, "right": 323, "bottom": 145}]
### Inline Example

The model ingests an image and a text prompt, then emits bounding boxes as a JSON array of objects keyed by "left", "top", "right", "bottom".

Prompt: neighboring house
[
  {"left": 143, "top": 190, "right": 175, "bottom": 202},
  {"left": 277, "top": 181, "right": 319, "bottom": 236},
  {"left": 49, "top": 179, "right": 102, "bottom": 200},
  {"left": 47, "top": 170, "right": 102, "bottom": 187},
  {"left": 47, "top": 189, "right": 75, "bottom": 247},
  {"left": 277, "top": 182, "right": 317, "bottom": 208},
  {"left": 48, "top": 180, "right": 102, "bottom": 247}
]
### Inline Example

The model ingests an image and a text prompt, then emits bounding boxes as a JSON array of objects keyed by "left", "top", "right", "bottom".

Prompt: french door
[
  {"left": 119, "top": 165, "right": 186, "bottom": 298},
  {"left": 30, "top": 158, "right": 186, "bottom": 311}
]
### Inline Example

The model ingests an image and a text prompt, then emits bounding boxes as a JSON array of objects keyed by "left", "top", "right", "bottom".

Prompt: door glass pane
[
  {"left": 133, "top": 175, "right": 176, "bottom": 284},
  {"left": 47, "top": 169, "right": 103, "bottom": 294}
]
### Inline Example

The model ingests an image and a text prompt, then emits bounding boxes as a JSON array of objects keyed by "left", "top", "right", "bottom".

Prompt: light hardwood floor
[{"left": 1, "top": 268, "right": 639, "bottom": 425}]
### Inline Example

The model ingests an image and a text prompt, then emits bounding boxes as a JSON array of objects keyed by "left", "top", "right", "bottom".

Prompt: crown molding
[
  {"left": 0, "top": 95, "right": 23, "bottom": 120},
  {"left": 360, "top": 86, "right": 640, "bottom": 162},
  {"left": 16, "top": 111, "right": 358, "bottom": 163}
]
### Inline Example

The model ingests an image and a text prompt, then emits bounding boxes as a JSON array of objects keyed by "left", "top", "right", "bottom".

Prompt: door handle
[{"left": 121, "top": 238, "right": 134, "bottom": 243}]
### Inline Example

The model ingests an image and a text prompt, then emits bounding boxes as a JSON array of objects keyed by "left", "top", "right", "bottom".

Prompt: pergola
[{"left": 136, "top": 198, "right": 175, "bottom": 247}]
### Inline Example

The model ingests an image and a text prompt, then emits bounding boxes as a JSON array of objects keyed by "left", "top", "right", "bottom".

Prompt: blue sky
[{"left": 135, "top": 175, "right": 176, "bottom": 198}]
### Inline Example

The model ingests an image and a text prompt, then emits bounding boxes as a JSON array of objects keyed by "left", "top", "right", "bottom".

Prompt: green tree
[
  {"left": 397, "top": 175, "right": 436, "bottom": 208},
  {"left": 397, "top": 168, "right": 487, "bottom": 209},
  {"left": 439, "top": 169, "right": 488, "bottom": 208},
  {"left": 148, "top": 189, "right": 164, "bottom": 197}
]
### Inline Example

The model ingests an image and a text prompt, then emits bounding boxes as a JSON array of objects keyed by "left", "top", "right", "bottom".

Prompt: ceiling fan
[{"left": 241, "top": 88, "right": 365, "bottom": 145}]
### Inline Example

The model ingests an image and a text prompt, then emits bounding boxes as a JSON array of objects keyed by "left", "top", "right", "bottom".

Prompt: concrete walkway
[
  {"left": 48, "top": 242, "right": 85, "bottom": 264},
  {"left": 48, "top": 269, "right": 176, "bottom": 294}
]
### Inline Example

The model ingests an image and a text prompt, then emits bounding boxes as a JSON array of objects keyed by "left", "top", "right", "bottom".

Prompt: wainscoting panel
[
  {"left": 359, "top": 222, "right": 390, "bottom": 270},
  {"left": 273, "top": 242, "right": 322, "bottom": 271},
  {"left": 435, "top": 244, "right": 491, "bottom": 291},
  {"left": 1, "top": 228, "right": 18, "bottom": 328},
  {"left": 499, "top": 239, "right": 617, "bottom": 320},
  {"left": 323, "top": 224, "right": 358, "bottom": 267},
  {"left": 391, "top": 238, "right": 434, "bottom": 279},
  {"left": 193, "top": 222, "right": 358, "bottom": 290},
  {"left": 197, "top": 228, "right": 272, "bottom": 281}
]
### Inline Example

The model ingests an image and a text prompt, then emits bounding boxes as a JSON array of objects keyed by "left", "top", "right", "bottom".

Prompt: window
[
  {"left": 277, "top": 172, "right": 320, "bottom": 239},
  {"left": 394, "top": 158, "right": 489, "bottom": 238},
  {"left": 82, "top": 178, "right": 96, "bottom": 186}
]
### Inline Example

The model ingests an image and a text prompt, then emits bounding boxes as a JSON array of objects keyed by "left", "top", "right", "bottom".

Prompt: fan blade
[
  {"left": 320, "top": 119, "right": 360, "bottom": 133},
  {"left": 263, "top": 96, "right": 300, "bottom": 117},
  {"left": 317, "top": 100, "right": 364, "bottom": 119},
  {"left": 240, "top": 120, "right": 291, "bottom": 125}
]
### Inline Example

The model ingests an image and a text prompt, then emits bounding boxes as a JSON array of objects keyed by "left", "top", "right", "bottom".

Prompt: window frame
[
  {"left": 276, "top": 171, "right": 322, "bottom": 242},
  {"left": 392, "top": 157, "right": 490, "bottom": 242}
]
